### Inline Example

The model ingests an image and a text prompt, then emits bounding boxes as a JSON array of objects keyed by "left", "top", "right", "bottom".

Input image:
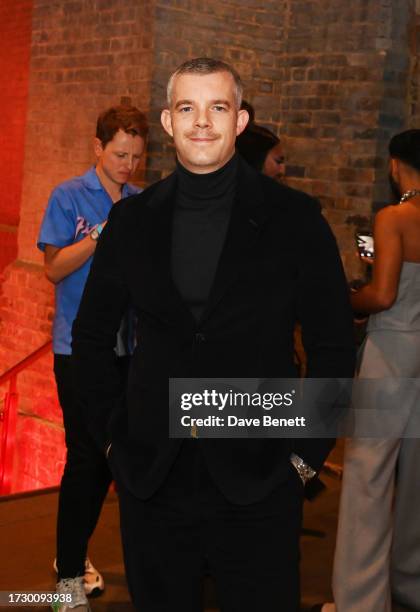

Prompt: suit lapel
[
  {"left": 143, "top": 173, "right": 197, "bottom": 330},
  {"left": 142, "top": 159, "right": 271, "bottom": 329},
  {"left": 199, "top": 159, "right": 271, "bottom": 325}
]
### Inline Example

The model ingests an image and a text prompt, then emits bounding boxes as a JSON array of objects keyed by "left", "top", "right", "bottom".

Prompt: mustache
[{"left": 186, "top": 131, "right": 220, "bottom": 140}]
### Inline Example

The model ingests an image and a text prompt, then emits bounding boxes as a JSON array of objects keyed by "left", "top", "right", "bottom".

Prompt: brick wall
[
  {"left": 0, "top": 0, "right": 154, "bottom": 491},
  {"left": 0, "top": 0, "right": 33, "bottom": 274},
  {"left": 0, "top": 261, "right": 58, "bottom": 491},
  {"left": 19, "top": 0, "right": 154, "bottom": 265},
  {"left": 146, "top": 0, "right": 289, "bottom": 184},
  {"left": 408, "top": 0, "right": 420, "bottom": 127},
  {"left": 1, "top": 0, "right": 419, "bottom": 491},
  {"left": 147, "top": 0, "right": 415, "bottom": 279}
]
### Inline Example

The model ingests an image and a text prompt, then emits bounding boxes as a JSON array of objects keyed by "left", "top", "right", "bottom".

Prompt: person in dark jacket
[{"left": 72, "top": 58, "right": 355, "bottom": 612}]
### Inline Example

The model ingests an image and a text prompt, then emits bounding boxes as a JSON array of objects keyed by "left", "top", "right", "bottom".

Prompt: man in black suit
[{"left": 72, "top": 58, "right": 355, "bottom": 612}]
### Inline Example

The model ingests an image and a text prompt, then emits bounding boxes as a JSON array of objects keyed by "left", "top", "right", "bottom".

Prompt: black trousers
[
  {"left": 54, "top": 354, "right": 113, "bottom": 579},
  {"left": 117, "top": 440, "right": 304, "bottom": 612}
]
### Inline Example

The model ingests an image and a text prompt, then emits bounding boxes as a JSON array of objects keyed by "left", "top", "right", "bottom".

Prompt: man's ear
[
  {"left": 236, "top": 109, "right": 249, "bottom": 136},
  {"left": 161, "top": 109, "right": 173, "bottom": 137},
  {"left": 390, "top": 157, "right": 401, "bottom": 181},
  {"left": 93, "top": 137, "right": 104, "bottom": 158}
]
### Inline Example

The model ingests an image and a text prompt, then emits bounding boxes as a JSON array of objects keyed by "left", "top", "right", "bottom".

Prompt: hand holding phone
[{"left": 356, "top": 232, "right": 374, "bottom": 260}]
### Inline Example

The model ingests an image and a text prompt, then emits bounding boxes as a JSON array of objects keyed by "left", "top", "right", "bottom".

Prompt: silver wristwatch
[{"left": 290, "top": 452, "right": 316, "bottom": 485}]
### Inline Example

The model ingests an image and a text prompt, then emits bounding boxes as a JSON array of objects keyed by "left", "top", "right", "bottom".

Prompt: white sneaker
[
  {"left": 53, "top": 577, "right": 91, "bottom": 611},
  {"left": 83, "top": 558, "right": 105, "bottom": 596},
  {"left": 53, "top": 558, "right": 105, "bottom": 597}
]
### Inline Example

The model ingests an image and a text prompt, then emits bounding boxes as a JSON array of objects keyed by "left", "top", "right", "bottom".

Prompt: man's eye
[
  {"left": 213, "top": 105, "right": 227, "bottom": 111},
  {"left": 179, "top": 106, "right": 192, "bottom": 112},
  {"left": 116, "top": 153, "right": 126, "bottom": 158}
]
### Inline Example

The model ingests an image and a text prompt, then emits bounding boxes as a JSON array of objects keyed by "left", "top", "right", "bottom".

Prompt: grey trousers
[
  {"left": 332, "top": 333, "right": 420, "bottom": 612},
  {"left": 391, "top": 439, "right": 420, "bottom": 611},
  {"left": 333, "top": 437, "right": 420, "bottom": 612}
]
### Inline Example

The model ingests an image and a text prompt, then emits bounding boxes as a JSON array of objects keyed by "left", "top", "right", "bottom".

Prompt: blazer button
[{"left": 195, "top": 332, "right": 206, "bottom": 343}]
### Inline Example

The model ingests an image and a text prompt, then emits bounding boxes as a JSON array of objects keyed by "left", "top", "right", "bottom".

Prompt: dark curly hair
[{"left": 389, "top": 129, "right": 420, "bottom": 171}]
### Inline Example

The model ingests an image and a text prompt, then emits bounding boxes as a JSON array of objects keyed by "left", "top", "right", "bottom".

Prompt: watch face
[{"left": 91, "top": 229, "right": 99, "bottom": 241}]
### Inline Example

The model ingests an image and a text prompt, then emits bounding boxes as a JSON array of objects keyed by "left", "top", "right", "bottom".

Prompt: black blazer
[{"left": 72, "top": 158, "right": 355, "bottom": 504}]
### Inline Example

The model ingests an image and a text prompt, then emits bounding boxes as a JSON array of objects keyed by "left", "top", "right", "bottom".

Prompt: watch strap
[
  {"left": 90, "top": 223, "right": 104, "bottom": 241},
  {"left": 290, "top": 452, "right": 316, "bottom": 485}
]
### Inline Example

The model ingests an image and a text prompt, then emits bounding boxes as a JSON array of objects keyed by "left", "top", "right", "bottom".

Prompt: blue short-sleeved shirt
[{"left": 37, "top": 166, "right": 141, "bottom": 355}]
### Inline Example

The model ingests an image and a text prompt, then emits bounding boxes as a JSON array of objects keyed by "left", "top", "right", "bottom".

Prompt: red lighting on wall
[{"left": 0, "top": 0, "right": 33, "bottom": 273}]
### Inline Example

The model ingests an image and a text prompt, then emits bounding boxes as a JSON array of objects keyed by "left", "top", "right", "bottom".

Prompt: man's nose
[
  {"left": 125, "top": 157, "right": 134, "bottom": 171},
  {"left": 195, "top": 108, "right": 211, "bottom": 128}
]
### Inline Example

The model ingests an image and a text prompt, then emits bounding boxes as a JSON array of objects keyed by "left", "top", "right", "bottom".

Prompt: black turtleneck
[{"left": 171, "top": 154, "right": 238, "bottom": 322}]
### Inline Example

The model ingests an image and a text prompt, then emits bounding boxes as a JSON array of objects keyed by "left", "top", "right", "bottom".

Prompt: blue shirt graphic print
[{"left": 37, "top": 166, "right": 141, "bottom": 355}]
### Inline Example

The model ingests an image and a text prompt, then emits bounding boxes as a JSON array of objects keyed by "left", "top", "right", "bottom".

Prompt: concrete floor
[{"left": 0, "top": 445, "right": 415, "bottom": 612}]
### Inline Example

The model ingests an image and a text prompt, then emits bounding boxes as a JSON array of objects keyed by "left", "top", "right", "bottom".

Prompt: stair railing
[{"left": 0, "top": 340, "right": 52, "bottom": 494}]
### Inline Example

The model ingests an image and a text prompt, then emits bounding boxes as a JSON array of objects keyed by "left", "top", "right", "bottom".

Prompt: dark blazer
[{"left": 72, "top": 157, "right": 355, "bottom": 504}]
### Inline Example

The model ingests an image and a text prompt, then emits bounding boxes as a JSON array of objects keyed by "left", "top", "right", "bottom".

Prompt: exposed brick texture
[
  {"left": 408, "top": 1, "right": 420, "bottom": 127},
  {"left": 147, "top": 0, "right": 415, "bottom": 278},
  {"left": 14, "top": 416, "right": 65, "bottom": 491},
  {"left": 1, "top": 0, "right": 420, "bottom": 492},
  {"left": 146, "top": 0, "right": 291, "bottom": 184},
  {"left": 0, "top": 262, "right": 53, "bottom": 373},
  {"left": 0, "top": 262, "right": 57, "bottom": 492},
  {"left": 0, "top": 0, "right": 154, "bottom": 492},
  {"left": 19, "top": 0, "right": 154, "bottom": 265},
  {"left": 0, "top": 0, "right": 32, "bottom": 273},
  {"left": 0, "top": 228, "right": 18, "bottom": 279}
]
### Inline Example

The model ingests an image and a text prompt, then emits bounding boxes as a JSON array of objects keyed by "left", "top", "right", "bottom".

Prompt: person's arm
[
  {"left": 297, "top": 208, "right": 356, "bottom": 380},
  {"left": 294, "top": 205, "right": 356, "bottom": 472},
  {"left": 71, "top": 205, "right": 129, "bottom": 451},
  {"left": 44, "top": 224, "right": 106, "bottom": 283},
  {"left": 351, "top": 207, "right": 402, "bottom": 314},
  {"left": 38, "top": 184, "right": 106, "bottom": 283}
]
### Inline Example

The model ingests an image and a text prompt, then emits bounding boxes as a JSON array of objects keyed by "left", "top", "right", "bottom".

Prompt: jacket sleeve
[
  {"left": 71, "top": 203, "right": 129, "bottom": 451},
  {"left": 294, "top": 205, "right": 356, "bottom": 471}
]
